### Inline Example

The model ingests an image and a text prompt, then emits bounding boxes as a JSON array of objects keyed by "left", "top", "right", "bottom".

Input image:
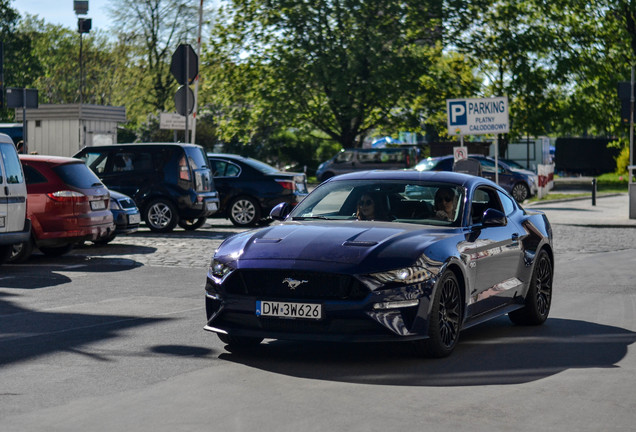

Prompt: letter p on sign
[{"left": 449, "top": 101, "right": 467, "bottom": 125}]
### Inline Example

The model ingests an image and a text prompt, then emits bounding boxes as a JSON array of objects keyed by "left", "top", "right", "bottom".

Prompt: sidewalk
[{"left": 526, "top": 193, "right": 636, "bottom": 227}]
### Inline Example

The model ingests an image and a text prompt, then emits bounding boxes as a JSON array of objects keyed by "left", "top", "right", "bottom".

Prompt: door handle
[{"left": 4, "top": 186, "right": 8, "bottom": 196}]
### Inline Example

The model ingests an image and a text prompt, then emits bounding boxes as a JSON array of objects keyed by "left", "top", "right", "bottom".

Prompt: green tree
[
  {"left": 205, "top": 0, "right": 443, "bottom": 148},
  {"left": 108, "top": 0, "right": 202, "bottom": 115},
  {"left": 0, "top": 1, "right": 41, "bottom": 120}
]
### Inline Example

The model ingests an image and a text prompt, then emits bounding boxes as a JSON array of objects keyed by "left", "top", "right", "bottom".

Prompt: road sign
[
  {"left": 160, "top": 112, "right": 194, "bottom": 130},
  {"left": 170, "top": 44, "right": 198, "bottom": 85},
  {"left": 447, "top": 96, "right": 509, "bottom": 136},
  {"left": 174, "top": 86, "right": 194, "bottom": 116},
  {"left": 6, "top": 88, "right": 38, "bottom": 108}
]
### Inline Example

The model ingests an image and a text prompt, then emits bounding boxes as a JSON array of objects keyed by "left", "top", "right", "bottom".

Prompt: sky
[{"left": 13, "top": 0, "right": 112, "bottom": 32}]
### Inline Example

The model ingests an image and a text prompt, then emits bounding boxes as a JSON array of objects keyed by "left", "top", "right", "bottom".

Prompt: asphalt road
[{"left": 1, "top": 218, "right": 635, "bottom": 432}]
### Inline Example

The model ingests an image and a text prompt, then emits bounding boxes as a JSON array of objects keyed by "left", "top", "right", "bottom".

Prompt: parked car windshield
[
  {"left": 289, "top": 179, "right": 464, "bottom": 226},
  {"left": 53, "top": 162, "right": 103, "bottom": 188}
]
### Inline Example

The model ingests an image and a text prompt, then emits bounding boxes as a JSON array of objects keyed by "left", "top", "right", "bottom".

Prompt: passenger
[
  {"left": 434, "top": 187, "right": 458, "bottom": 221},
  {"left": 356, "top": 192, "right": 391, "bottom": 221}
]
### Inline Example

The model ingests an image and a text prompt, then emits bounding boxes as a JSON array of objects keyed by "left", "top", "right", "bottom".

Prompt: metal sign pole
[
  {"left": 22, "top": 88, "right": 28, "bottom": 154},
  {"left": 184, "top": 49, "right": 189, "bottom": 142}
]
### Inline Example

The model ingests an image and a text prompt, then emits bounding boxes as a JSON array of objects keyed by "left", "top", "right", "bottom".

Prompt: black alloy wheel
[
  {"left": 178, "top": 217, "right": 207, "bottom": 231},
  {"left": 144, "top": 198, "right": 178, "bottom": 233},
  {"left": 509, "top": 249, "right": 553, "bottom": 325},
  {"left": 511, "top": 182, "right": 530, "bottom": 203},
  {"left": 414, "top": 270, "right": 462, "bottom": 358}
]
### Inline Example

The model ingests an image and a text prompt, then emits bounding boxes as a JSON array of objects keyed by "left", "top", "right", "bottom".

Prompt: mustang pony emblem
[{"left": 282, "top": 278, "right": 308, "bottom": 290}]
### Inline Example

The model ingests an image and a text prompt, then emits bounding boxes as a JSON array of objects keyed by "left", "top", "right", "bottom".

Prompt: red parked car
[{"left": 10, "top": 155, "right": 115, "bottom": 262}]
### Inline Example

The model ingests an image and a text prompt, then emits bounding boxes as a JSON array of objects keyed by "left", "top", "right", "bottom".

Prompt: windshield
[{"left": 289, "top": 179, "right": 464, "bottom": 226}]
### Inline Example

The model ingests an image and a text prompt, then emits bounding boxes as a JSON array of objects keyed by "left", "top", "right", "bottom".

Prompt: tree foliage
[{"left": 205, "top": 0, "right": 444, "bottom": 148}]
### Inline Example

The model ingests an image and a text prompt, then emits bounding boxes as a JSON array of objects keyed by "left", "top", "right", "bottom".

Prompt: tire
[
  {"left": 144, "top": 198, "right": 178, "bottom": 233},
  {"left": 39, "top": 243, "right": 73, "bottom": 257},
  {"left": 217, "top": 333, "right": 263, "bottom": 347},
  {"left": 413, "top": 270, "right": 462, "bottom": 358},
  {"left": 178, "top": 217, "right": 207, "bottom": 231},
  {"left": 0, "top": 245, "right": 11, "bottom": 264},
  {"left": 93, "top": 232, "right": 116, "bottom": 245},
  {"left": 511, "top": 182, "right": 530, "bottom": 203},
  {"left": 8, "top": 238, "right": 35, "bottom": 263},
  {"left": 509, "top": 249, "right": 553, "bottom": 325},
  {"left": 228, "top": 197, "right": 261, "bottom": 227}
]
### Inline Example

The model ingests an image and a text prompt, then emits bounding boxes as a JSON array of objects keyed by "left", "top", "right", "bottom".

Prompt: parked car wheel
[
  {"left": 145, "top": 198, "right": 178, "bottom": 233},
  {"left": 0, "top": 245, "right": 12, "bottom": 264},
  {"left": 8, "top": 238, "right": 34, "bottom": 263},
  {"left": 39, "top": 244, "right": 74, "bottom": 257},
  {"left": 217, "top": 333, "right": 263, "bottom": 348},
  {"left": 229, "top": 196, "right": 261, "bottom": 227},
  {"left": 93, "top": 232, "right": 117, "bottom": 245},
  {"left": 413, "top": 270, "right": 462, "bottom": 358},
  {"left": 178, "top": 217, "right": 207, "bottom": 230},
  {"left": 511, "top": 182, "right": 530, "bottom": 203},
  {"left": 509, "top": 250, "right": 553, "bottom": 325}
]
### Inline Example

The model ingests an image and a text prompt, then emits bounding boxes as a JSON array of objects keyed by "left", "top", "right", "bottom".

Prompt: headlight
[
  {"left": 368, "top": 266, "right": 432, "bottom": 285},
  {"left": 208, "top": 258, "right": 234, "bottom": 283}
]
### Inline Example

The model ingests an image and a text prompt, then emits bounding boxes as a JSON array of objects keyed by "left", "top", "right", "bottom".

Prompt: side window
[
  {"left": 23, "top": 165, "right": 47, "bottom": 184},
  {"left": 113, "top": 152, "right": 135, "bottom": 172},
  {"left": 82, "top": 151, "right": 109, "bottom": 174},
  {"left": 497, "top": 190, "right": 516, "bottom": 216},
  {"left": 471, "top": 187, "right": 503, "bottom": 224},
  {"left": 335, "top": 151, "right": 353, "bottom": 163},
  {"left": 357, "top": 151, "right": 377, "bottom": 164},
  {"left": 0, "top": 142, "right": 24, "bottom": 184},
  {"left": 225, "top": 162, "right": 240, "bottom": 177},
  {"left": 210, "top": 160, "right": 227, "bottom": 177}
]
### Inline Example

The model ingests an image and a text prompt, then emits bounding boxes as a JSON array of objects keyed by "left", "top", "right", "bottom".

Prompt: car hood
[{"left": 216, "top": 221, "right": 456, "bottom": 271}]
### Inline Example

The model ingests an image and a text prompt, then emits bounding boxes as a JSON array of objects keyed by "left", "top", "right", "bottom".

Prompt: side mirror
[
  {"left": 270, "top": 202, "right": 291, "bottom": 221},
  {"left": 481, "top": 208, "right": 507, "bottom": 227}
]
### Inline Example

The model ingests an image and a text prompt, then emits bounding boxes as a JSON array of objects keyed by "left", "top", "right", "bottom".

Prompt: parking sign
[{"left": 447, "top": 97, "right": 509, "bottom": 136}]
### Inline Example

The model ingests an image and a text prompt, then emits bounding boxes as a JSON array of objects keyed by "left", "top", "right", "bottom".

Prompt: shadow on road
[
  {"left": 218, "top": 316, "right": 636, "bottom": 386},
  {"left": 0, "top": 291, "right": 169, "bottom": 367}
]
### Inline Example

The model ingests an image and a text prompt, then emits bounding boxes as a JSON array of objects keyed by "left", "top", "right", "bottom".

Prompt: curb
[{"left": 524, "top": 193, "right": 624, "bottom": 207}]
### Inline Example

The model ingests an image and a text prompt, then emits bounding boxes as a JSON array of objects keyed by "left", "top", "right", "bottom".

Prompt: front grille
[{"left": 224, "top": 270, "right": 369, "bottom": 300}]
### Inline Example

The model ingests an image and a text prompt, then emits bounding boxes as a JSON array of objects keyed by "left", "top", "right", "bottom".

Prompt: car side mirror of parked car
[
  {"left": 481, "top": 208, "right": 507, "bottom": 227},
  {"left": 270, "top": 202, "right": 291, "bottom": 221}
]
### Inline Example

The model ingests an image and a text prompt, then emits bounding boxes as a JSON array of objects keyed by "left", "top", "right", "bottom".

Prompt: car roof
[
  {"left": 19, "top": 154, "right": 83, "bottom": 165},
  {"left": 81, "top": 143, "right": 203, "bottom": 150},
  {"left": 326, "top": 169, "right": 491, "bottom": 187},
  {"left": 207, "top": 153, "right": 252, "bottom": 161}
]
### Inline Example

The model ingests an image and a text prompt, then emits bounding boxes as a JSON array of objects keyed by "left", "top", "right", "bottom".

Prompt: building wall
[{"left": 19, "top": 104, "right": 125, "bottom": 157}]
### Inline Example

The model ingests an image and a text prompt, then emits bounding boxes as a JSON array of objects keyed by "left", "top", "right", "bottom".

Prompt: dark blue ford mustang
[{"left": 204, "top": 170, "right": 554, "bottom": 357}]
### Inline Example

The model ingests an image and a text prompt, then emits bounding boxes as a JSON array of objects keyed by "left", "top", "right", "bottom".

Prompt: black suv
[{"left": 75, "top": 143, "right": 220, "bottom": 232}]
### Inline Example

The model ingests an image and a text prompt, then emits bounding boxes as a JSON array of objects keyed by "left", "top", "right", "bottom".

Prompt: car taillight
[
  {"left": 47, "top": 190, "right": 87, "bottom": 202},
  {"left": 276, "top": 180, "right": 295, "bottom": 191},
  {"left": 179, "top": 155, "right": 191, "bottom": 181}
]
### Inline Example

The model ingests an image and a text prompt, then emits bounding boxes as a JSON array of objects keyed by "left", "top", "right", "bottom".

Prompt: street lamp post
[{"left": 74, "top": 1, "right": 91, "bottom": 104}]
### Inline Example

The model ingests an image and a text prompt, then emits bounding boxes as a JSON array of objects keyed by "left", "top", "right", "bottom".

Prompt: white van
[{"left": 0, "top": 133, "right": 30, "bottom": 264}]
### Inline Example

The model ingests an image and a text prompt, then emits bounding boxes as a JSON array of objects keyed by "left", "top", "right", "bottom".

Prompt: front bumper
[{"left": 204, "top": 276, "right": 434, "bottom": 343}]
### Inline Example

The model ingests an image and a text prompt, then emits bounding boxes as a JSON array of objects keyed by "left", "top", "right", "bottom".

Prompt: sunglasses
[
  {"left": 436, "top": 196, "right": 453, "bottom": 203},
  {"left": 358, "top": 199, "right": 374, "bottom": 206}
]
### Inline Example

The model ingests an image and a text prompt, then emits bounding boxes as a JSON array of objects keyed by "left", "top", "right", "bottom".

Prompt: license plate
[
  {"left": 90, "top": 200, "right": 106, "bottom": 210},
  {"left": 206, "top": 201, "right": 218, "bottom": 211},
  {"left": 128, "top": 213, "right": 141, "bottom": 224},
  {"left": 256, "top": 301, "right": 322, "bottom": 320}
]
